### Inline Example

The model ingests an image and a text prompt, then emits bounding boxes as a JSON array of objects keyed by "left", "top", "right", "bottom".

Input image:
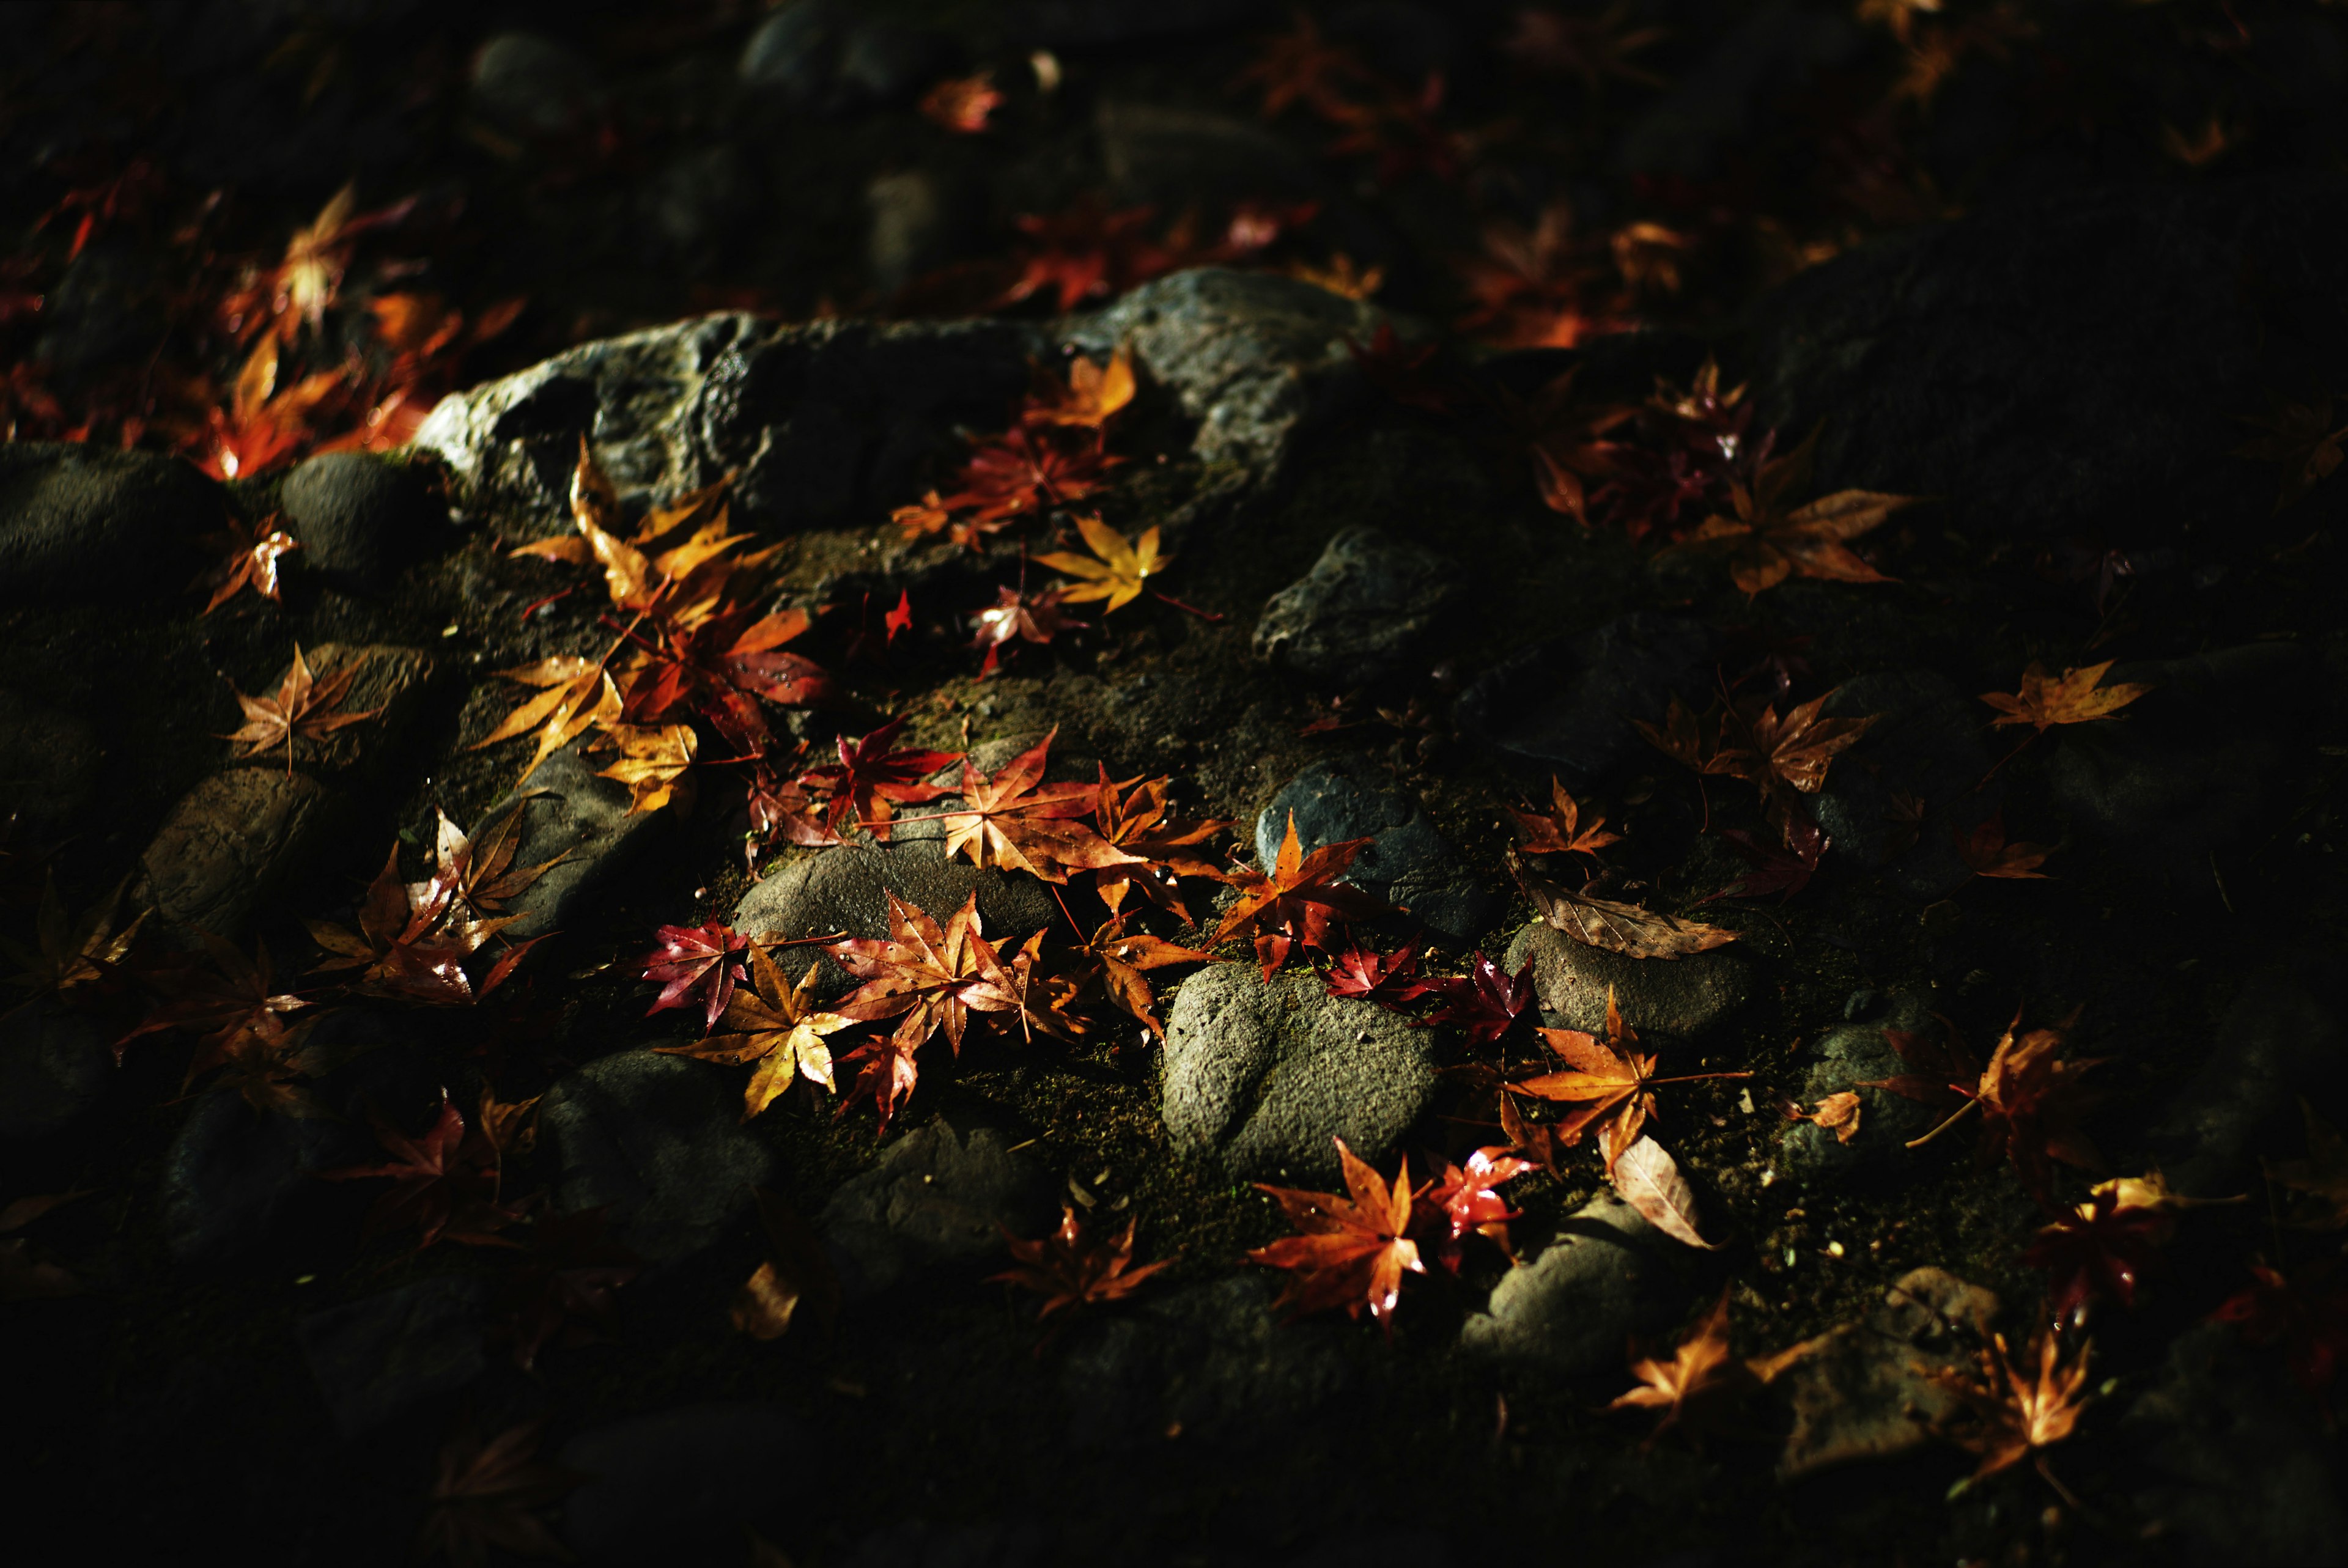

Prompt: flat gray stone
[
  {"left": 136, "top": 768, "right": 350, "bottom": 939},
  {"left": 1254, "top": 759, "right": 1496, "bottom": 949},
  {"left": 297, "top": 1275, "right": 490, "bottom": 1439},
  {"left": 1253, "top": 526, "right": 1460, "bottom": 688},
  {"left": 818, "top": 1117, "right": 1054, "bottom": 1299},
  {"left": 1159, "top": 964, "right": 1438, "bottom": 1183},
  {"left": 1776, "top": 1267, "right": 1999, "bottom": 1478},
  {"left": 1502, "top": 921, "right": 1754, "bottom": 1045},
  {"left": 540, "top": 1050, "right": 773, "bottom": 1264},
  {"left": 1458, "top": 1193, "right": 1679, "bottom": 1373},
  {"left": 1778, "top": 992, "right": 1945, "bottom": 1189}
]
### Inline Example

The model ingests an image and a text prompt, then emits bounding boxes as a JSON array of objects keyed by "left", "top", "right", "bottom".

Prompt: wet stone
[
  {"left": 278, "top": 452, "right": 443, "bottom": 587},
  {"left": 1812, "top": 670, "right": 1996, "bottom": 901},
  {"left": 1502, "top": 921, "right": 1755, "bottom": 1045},
  {"left": 470, "top": 31, "right": 600, "bottom": 137},
  {"left": 1252, "top": 526, "right": 1460, "bottom": 689},
  {"left": 1777, "top": 992, "right": 1943, "bottom": 1189},
  {"left": 818, "top": 1117, "right": 1054, "bottom": 1300},
  {"left": 1159, "top": 964, "right": 1438, "bottom": 1183},
  {"left": 0, "top": 443, "right": 218, "bottom": 603},
  {"left": 559, "top": 1402, "right": 819, "bottom": 1567},
  {"left": 136, "top": 768, "right": 351, "bottom": 940},
  {"left": 1456, "top": 613, "right": 1714, "bottom": 786},
  {"left": 1458, "top": 1193, "right": 1682, "bottom": 1374},
  {"left": 296, "top": 1275, "right": 490, "bottom": 1440},
  {"left": 539, "top": 1049, "right": 773, "bottom": 1264},
  {"left": 471, "top": 738, "right": 674, "bottom": 943},
  {"left": 0, "top": 1001, "right": 109, "bottom": 1149},
  {"left": 1254, "top": 758, "right": 1496, "bottom": 949},
  {"left": 2154, "top": 965, "right": 2347, "bottom": 1195},
  {"left": 1775, "top": 1267, "right": 2000, "bottom": 1478}
]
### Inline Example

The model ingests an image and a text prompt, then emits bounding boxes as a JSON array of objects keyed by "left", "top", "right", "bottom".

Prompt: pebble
[
  {"left": 818, "top": 1117, "right": 1053, "bottom": 1300},
  {"left": 1458, "top": 1193, "right": 1680, "bottom": 1373},
  {"left": 470, "top": 31, "right": 600, "bottom": 137}
]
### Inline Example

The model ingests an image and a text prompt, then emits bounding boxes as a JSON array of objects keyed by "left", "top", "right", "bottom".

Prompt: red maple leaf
[
  {"left": 1416, "top": 1145, "right": 1537, "bottom": 1272},
  {"left": 1319, "top": 934, "right": 1434, "bottom": 1008},
  {"left": 796, "top": 716, "right": 961, "bottom": 842},
  {"left": 2213, "top": 1261, "right": 2348, "bottom": 1402},
  {"left": 318, "top": 1092, "right": 519, "bottom": 1250},
  {"left": 1211, "top": 811, "right": 1394, "bottom": 978},
  {"left": 640, "top": 921, "right": 750, "bottom": 1031},
  {"left": 1697, "top": 820, "right": 1826, "bottom": 903},
  {"left": 493, "top": 1207, "right": 641, "bottom": 1373},
  {"left": 1249, "top": 1136, "right": 1426, "bottom": 1333},
  {"left": 2021, "top": 1187, "right": 2171, "bottom": 1329},
  {"left": 1419, "top": 951, "right": 1537, "bottom": 1047}
]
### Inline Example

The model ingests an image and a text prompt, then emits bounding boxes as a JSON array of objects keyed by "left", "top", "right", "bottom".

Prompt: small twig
[
  {"left": 1150, "top": 589, "right": 1224, "bottom": 622},
  {"left": 1976, "top": 731, "right": 2036, "bottom": 790},
  {"left": 748, "top": 930, "right": 849, "bottom": 951},
  {"left": 2210, "top": 852, "right": 2236, "bottom": 915},
  {"left": 517, "top": 584, "right": 577, "bottom": 624}
]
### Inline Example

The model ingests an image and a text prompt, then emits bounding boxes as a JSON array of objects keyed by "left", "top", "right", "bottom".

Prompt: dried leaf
[
  {"left": 1249, "top": 1137, "right": 1425, "bottom": 1331},
  {"left": 1609, "top": 1134, "right": 1720, "bottom": 1249},
  {"left": 1510, "top": 850, "right": 1737, "bottom": 958},
  {"left": 1035, "top": 513, "right": 1172, "bottom": 613}
]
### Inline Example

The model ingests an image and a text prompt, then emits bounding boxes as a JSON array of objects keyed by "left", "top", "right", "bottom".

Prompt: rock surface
[
  {"left": 1774, "top": 1267, "right": 1998, "bottom": 1478},
  {"left": 0, "top": 1002, "right": 109, "bottom": 1147},
  {"left": 2155, "top": 966, "right": 2347, "bottom": 1194},
  {"left": 0, "top": 443, "right": 218, "bottom": 602},
  {"left": 136, "top": 768, "right": 350, "bottom": 938},
  {"left": 559, "top": 1403, "right": 819, "bottom": 1566},
  {"left": 276, "top": 452, "right": 442, "bottom": 586},
  {"left": 1812, "top": 671, "right": 1996, "bottom": 900},
  {"left": 539, "top": 1050, "right": 773, "bottom": 1264},
  {"left": 471, "top": 739, "right": 674, "bottom": 942},
  {"left": 818, "top": 1117, "right": 1053, "bottom": 1300},
  {"left": 1776, "top": 993, "right": 1943, "bottom": 1188},
  {"left": 470, "top": 31, "right": 599, "bottom": 136},
  {"left": 1160, "top": 964, "right": 1439, "bottom": 1182},
  {"left": 241, "top": 642, "right": 434, "bottom": 780},
  {"left": 1252, "top": 526, "right": 1459, "bottom": 688},
  {"left": 296, "top": 1275, "right": 490, "bottom": 1439},
  {"left": 1502, "top": 921, "right": 1755, "bottom": 1044},
  {"left": 1456, "top": 613, "right": 1713, "bottom": 784},
  {"left": 0, "top": 687, "right": 101, "bottom": 828},
  {"left": 1458, "top": 1193, "right": 1680, "bottom": 1373},
  {"left": 1254, "top": 759, "right": 1496, "bottom": 948}
]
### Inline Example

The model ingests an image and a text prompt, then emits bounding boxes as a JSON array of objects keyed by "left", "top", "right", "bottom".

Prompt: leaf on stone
[
  {"left": 733, "top": 1187, "right": 841, "bottom": 1341},
  {"left": 1, "top": 871, "right": 143, "bottom": 1006},
  {"left": 592, "top": 721, "right": 697, "bottom": 815},
  {"left": 1417, "top": 1145, "right": 1535, "bottom": 1272},
  {"left": 1608, "top": 1287, "right": 1787, "bottom": 1448},
  {"left": 427, "top": 803, "right": 568, "bottom": 925},
  {"left": 1318, "top": 933, "right": 1433, "bottom": 1009},
  {"left": 1924, "top": 1326, "right": 2093, "bottom": 1484},
  {"left": 474, "top": 655, "right": 622, "bottom": 784},
  {"left": 1512, "top": 986, "right": 1749, "bottom": 1176},
  {"left": 1979, "top": 661, "right": 2152, "bottom": 735},
  {"left": 796, "top": 716, "right": 960, "bottom": 842},
  {"left": 639, "top": 920, "right": 750, "bottom": 1032},
  {"left": 1071, "top": 913, "right": 1213, "bottom": 1039},
  {"left": 1609, "top": 1134, "right": 1721, "bottom": 1250},
  {"left": 416, "top": 1418, "right": 583, "bottom": 1568},
  {"left": 971, "top": 584, "right": 1086, "bottom": 676},
  {"left": 939, "top": 728, "right": 1133, "bottom": 883},
  {"left": 1419, "top": 951, "right": 1537, "bottom": 1046},
  {"left": 1674, "top": 427, "right": 1914, "bottom": 595},
  {"left": 317, "top": 1091, "right": 520, "bottom": 1250},
  {"left": 829, "top": 891, "right": 1030, "bottom": 1130},
  {"left": 1212, "top": 811, "right": 1395, "bottom": 979},
  {"left": 1021, "top": 345, "right": 1136, "bottom": 430},
  {"left": 1955, "top": 814, "right": 2054, "bottom": 880},
  {"left": 221, "top": 643, "right": 382, "bottom": 773},
  {"left": 1087, "top": 766, "right": 1230, "bottom": 920},
  {"left": 192, "top": 513, "right": 300, "bottom": 613},
  {"left": 1249, "top": 1136, "right": 1426, "bottom": 1332},
  {"left": 992, "top": 1205, "right": 1173, "bottom": 1342},
  {"left": 1505, "top": 776, "right": 1623, "bottom": 858},
  {"left": 1510, "top": 850, "right": 1736, "bottom": 959},
  {"left": 657, "top": 943, "right": 852, "bottom": 1118},
  {"left": 1796, "top": 1089, "right": 1864, "bottom": 1144},
  {"left": 1035, "top": 513, "right": 1171, "bottom": 613}
]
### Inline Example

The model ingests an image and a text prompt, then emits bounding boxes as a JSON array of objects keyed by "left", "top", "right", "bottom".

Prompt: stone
[
  {"left": 731, "top": 845, "right": 1058, "bottom": 1003},
  {"left": 738, "top": 1, "right": 838, "bottom": 108},
  {"left": 2122, "top": 1323, "right": 2348, "bottom": 1566},
  {"left": 1159, "top": 964, "right": 1438, "bottom": 1183},
  {"left": 1098, "top": 100, "right": 1320, "bottom": 207},
  {"left": 1502, "top": 921, "right": 1755, "bottom": 1045},
  {"left": 1252, "top": 526, "right": 1460, "bottom": 688},
  {"left": 0, "top": 443, "right": 218, "bottom": 602},
  {"left": 2154, "top": 966, "right": 2347, "bottom": 1195},
  {"left": 1741, "top": 175, "right": 2348, "bottom": 546},
  {"left": 296, "top": 1275, "right": 490, "bottom": 1439},
  {"left": 818, "top": 1117, "right": 1054, "bottom": 1300},
  {"left": 470, "top": 31, "right": 599, "bottom": 136},
  {"left": 539, "top": 1050, "right": 773, "bottom": 1263},
  {"left": 1614, "top": 2, "right": 1860, "bottom": 177},
  {"left": 0, "top": 686, "right": 101, "bottom": 828},
  {"left": 644, "top": 145, "right": 758, "bottom": 265},
  {"left": 1811, "top": 671, "right": 1996, "bottom": 900},
  {"left": 1458, "top": 1193, "right": 1680, "bottom": 1373},
  {"left": 559, "top": 1403, "right": 819, "bottom": 1567},
  {"left": 241, "top": 642, "right": 434, "bottom": 781},
  {"left": 866, "top": 170, "right": 960, "bottom": 299},
  {"left": 470, "top": 738, "right": 674, "bottom": 942},
  {"left": 1456, "top": 613, "right": 1714, "bottom": 784},
  {"left": 276, "top": 451, "right": 443, "bottom": 585},
  {"left": 0, "top": 1002, "right": 109, "bottom": 1147},
  {"left": 32, "top": 241, "right": 163, "bottom": 389},
  {"left": 833, "top": 20, "right": 952, "bottom": 107},
  {"left": 1253, "top": 759, "right": 1496, "bottom": 948},
  {"left": 1775, "top": 993, "right": 1943, "bottom": 1188},
  {"left": 1775, "top": 1267, "right": 1999, "bottom": 1478},
  {"left": 136, "top": 768, "right": 351, "bottom": 939}
]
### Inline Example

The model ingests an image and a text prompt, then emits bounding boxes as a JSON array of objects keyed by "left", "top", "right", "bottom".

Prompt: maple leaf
[
  {"left": 476, "top": 1084, "right": 541, "bottom": 1166},
  {"left": 1, "top": 872, "right": 144, "bottom": 1006},
  {"left": 1710, "top": 688, "right": 1877, "bottom": 817},
  {"left": 1034, "top": 513, "right": 1171, "bottom": 613},
  {"left": 657, "top": 943, "right": 852, "bottom": 1118},
  {"left": 1456, "top": 200, "right": 1614, "bottom": 348},
  {"left": 1505, "top": 3, "right": 1667, "bottom": 92},
  {"left": 1288, "top": 252, "right": 1386, "bottom": 300},
  {"left": 1086, "top": 767, "right": 1230, "bottom": 920},
  {"left": 194, "top": 334, "right": 349, "bottom": 480},
  {"left": 473, "top": 655, "right": 623, "bottom": 785},
  {"left": 1249, "top": 1136, "right": 1425, "bottom": 1331},
  {"left": 1927, "top": 1327, "right": 2093, "bottom": 1490},
  {"left": 1002, "top": 197, "right": 1170, "bottom": 311},
  {"left": 972, "top": 584, "right": 1085, "bottom": 677},
  {"left": 1420, "top": 951, "right": 1537, "bottom": 1047},
  {"left": 116, "top": 929, "right": 309, "bottom": 1066},
  {"left": 734, "top": 1186, "right": 843, "bottom": 1340},
  {"left": 2212, "top": 1261, "right": 2348, "bottom": 1401},
  {"left": 1608, "top": 1289, "right": 1782, "bottom": 1450},
  {"left": 191, "top": 513, "right": 300, "bottom": 613},
  {"left": 639, "top": 921, "right": 750, "bottom": 1032},
  {"left": 1235, "top": 10, "right": 1375, "bottom": 119},
  {"left": 938, "top": 729, "right": 1133, "bottom": 883},
  {"left": 1633, "top": 692, "right": 1720, "bottom": 774},
  {"left": 1795, "top": 1089, "right": 1865, "bottom": 1144},
  {"left": 1021, "top": 346, "right": 1136, "bottom": 430},
  {"left": 317, "top": 1091, "right": 519, "bottom": 1250},
  {"left": 892, "top": 489, "right": 958, "bottom": 542},
  {"left": 1417, "top": 1145, "right": 1535, "bottom": 1272},
  {"left": 2021, "top": 1183, "right": 2175, "bottom": 1328},
  {"left": 220, "top": 642, "right": 381, "bottom": 774},
  {"left": 992, "top": 1205, "right": 1175, "bottom": 1344},
  {"left": 1066, "top": 912, "right": 1213, "bottom": 1040},
  {"left": 416, "top": 1418, "right": 582, "bottom": 1568},
  {"left": 829, "top": 891, "right": 1028, "bottom": 1130},
  {"left": 267, "top": 181, "right": 416, "bottom": 343},
  {"left": 1699, "top": 822, "right": 1826, "bottom": 903},
  {"left": 1211, "top": 811, "right": 1394, "bottom": 978},
  {"left": 2234, "top": 394, "right": 2348, "bottom": 511},
  {"left": 2269, "top": 1100, "right": 2348, "bottom": 1231},
  {"left": 1510, "top": 850, "right": 1737, "bottom": 959},
  {"left": 796, "top": 716, "right": 961, "bottom": 843},
  {"left": 307, "top": 847, "right": 531, "bottom": 1007},
  {"left": 193, "top": 1012, "right": 338, "bottom": 1119},
  {"left": 424, "top": 804, "right": 568, "bottom": 926},
  {"left": 1319, "top": 934, "right": 1432, "bottom": 1008},
  {"left": 1675, "top": 427, "right": 1914, "bottom": 595},
  {"left": 593, "top": 721, "right": 697, "bottom": 814},
  {"left": 493, "top": 1207, "right": 640, "bottom": 1373},
  {"left": 1980, "top": 661, "right": 2153, "bottom": 735},
  {"left": 1505, "top": 776, "right": 1622, "bottom": 858},
  {"left": 1907, "top": 1006, "right": 2105, "bottom": 1197},
  {"left": 918, "top": 70, "right": 1004, "bottom": 133},
  {"left": 1955, "top": 814, "right": 2055, "bottom": 879},
  {"left": 1511, "top": 987, "right": 1751, "bottom": 1173}
]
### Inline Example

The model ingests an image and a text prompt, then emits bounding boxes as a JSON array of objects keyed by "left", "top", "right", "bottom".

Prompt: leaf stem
[{"left": 1905, "top": 1096, "right": 1980, "bottom": 1149}]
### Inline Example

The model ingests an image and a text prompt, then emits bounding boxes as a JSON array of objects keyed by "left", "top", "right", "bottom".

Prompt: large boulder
[
  {"left": 470, "top": 738, "right": 676, "bottom": 942},
  {"left": 136, "top": 768, "right": 351, "bottom": 939},
  {"left": 0, "top": 444, "right": 218, "bottom": 602}
]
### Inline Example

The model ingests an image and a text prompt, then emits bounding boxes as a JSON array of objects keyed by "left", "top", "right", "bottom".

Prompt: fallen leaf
[
  {"left": 1512, "top": 987, "right": 1749, "bottom": 1176},
  {"left": 1980, "top": 661, "right": 2152, "bottom": 735},
  {"left": 221, "top": 643, "right": 381, "bottom": 773},
  {"left": 1212, "top": 811, "right": 1394, "bottom": 977},
  {"left": 1034, "top": 513, "right": 1171, "bottom": 613},
  {"left": 2268, "top": 1100, "right": 2348, "bottom": 1231},
  {"left": 1318, "top": 934, "right": 1433, "bottom": 1009},
  {"left": 191, "top": 513, "right": 300, "bottom": 613},
  {"left": 1955, "top": 814, "right": 2055, "bottom": 879},
  {"left": 1925, "top": 1327, "right": 2093, "bottom": 1485},
  {"left": 1799, "top": 1089, "right": 1864, "bottom": 1144},
  {"left": 1609, "top": 1133, "right": 1721, "bottom": 1249},
  {"left": 733, "top": 1187, "right": 841, "bottom": 1340},
  {"left": 1022, "top": 345, "right": 1136, "bottom": 430},
  {"left": 1505, "top": 776, "right": 1623, "bottom": 858},
  {"left": 657, "top": 943, "right": 852, "bottom": 1118},
  {"left": 592, "top": 721, "right": 697, "bottom": 814},
  {"left": 317, "top": 1091, "right": 519, "bottom": 1250},
  {"left": 1419, "top": 951, "right": 1537, "bottom": 1046},
  {"left": 638, "top": 920, "right": 750, "bottom": 1032},
  {"left": 1249, "top": 1136, "right": 1425, "bottom": 1331},
  {"left": 2234, "top": 393, "right": 2348, "bottom": 511},
  {"left": 796, "top": 716, "right": 960, "bottom": 842},
  {"left": 992, "top": 1205, "right": 1174, "bottom": 1341},
  {"left": 1417, "top": 1145, "right": 1535, "bottom": 1271},
  {"left": 939, "top": 729, "right": 1132, "bottom": 883},
  {"left": 918, "top": 70, "right": 1004, "bottom": 134},
  {"left": 493, "top": 1207, "right": 639, "bottom": 1372},
  {"left": 416, "top": 1418, "right": 582, "bottom": 1568},
  {"left": 1510, "top": 850, "right": 1737, "bottom": 959},
  {"left": 1675, "top": 427, "right": 1914, "bottom": 595}
]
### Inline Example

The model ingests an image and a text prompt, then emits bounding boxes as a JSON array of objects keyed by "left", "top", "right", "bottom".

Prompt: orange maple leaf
[
  {"left": 1505, "top": 776, "right": 1623, "bottom": 858},
  {"left": 938, "top": 729, "right": 1134, "bottom": 883},
  {"left": 1675, "top": 427, "right": 1914, "bottom": 595},
  {"left": 1210, "top": 810, "right": 1394, "bottom": 977},
  {"left": 1980, "top": 661, "right": 2152, "bottom": 734},
  {"left": 1249, "top": 1136, "right": 1425, "bottom": 1331},
  {"left": 1510, "top": 987, "right": 1751, "bottom": 1172},
  {"left": 992, "top": 1205, "right": 1175, "bottom": 1339}
]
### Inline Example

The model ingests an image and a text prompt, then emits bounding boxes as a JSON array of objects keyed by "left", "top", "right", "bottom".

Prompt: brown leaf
[
  {"left": 939, "top": 728, "right": 1134, "bottom": 883},
  {"left": 416, "top": 1418, "right": 583, "bottom": 1568},
  {"left": 1609, "top": 1135, "right": 1719, "bottom": 1249},
  {"left": 1510, "top": 850, "right": 1737, "bottom": 959},
  {"left": 1213, "top": 811, "right": 1394, "bottom": 977},
  {"left": 733, "top": 1187, "right": 842, "bottom": 1340},
  {"left": 1249, "top": 1136, "right": 1425, "bottom": 1331},
  {"left": 221, "top": 643, "right": 382, "bottom": 773},
  {"left": 1980, "top": 661, "right": 2152, "bottom": 734}
]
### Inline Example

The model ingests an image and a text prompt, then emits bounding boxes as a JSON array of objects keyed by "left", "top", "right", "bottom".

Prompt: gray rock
[
  {"left": 470, "top": 31, "right": 599, "bottom": 136},
  {"left": 644, "top": 145, "right": 758, "bottom": 265},
  {"left": 1615, "top": 2, "right": 1860, "bottom": 177},
  {"left": 1456, "top": 613, "right": 1714, "bottom": 784},
  {"left": 539, "top": 1050, "right": 773, "bottom": 1263},
  {"left": 0, "top": 443, "right": 217, "bottom": 602},
  {"left": 278, "top": 451, "right": 443, "bottom": 585},
  {"left": 1159, "top": 964, "right": 1438, "bottom": 1183},
  {"left": 818, "top": 1117, "right": 1054, "bottom": 1299},
  {"left": 833, "top": 20, "right": 951, "bottom": 106},
  {"left": 1775, "top": 993, "right": 1943, "bottom": 1188},
  {"left": 1254, "top": 759, "right": 1495, "bottom": 948},
  {"left": 1502, "top": 921, "right": 1755, "bottom": 1045},
  {"left": 32, "top": 241, "right": 161, "bottom": 389},
  {"left": 1458, "top": 1193, "right": 1680, "bottom": 1372},
  {"left": 1776, "top": 1267, "right": 1999, "bottom": 1478},
  {"left": 237, "top": 642, "right": 434, "bottom": 781},
  {"left": 2122, "top": 1322, "right": 2348, "bottom": 1566},
  {"left": 1098, "top": 100, "right": 1320, "bottom": 207},
  {"left": 2155, "top": 967, "right": 2347, "bottom": 1194},
  {"left": 0, "top": 687, "right": 100, "bottom": 828},
  {"left": 296, "top": 1275, "right": 490, "bottom": 1439},
  {"left": 137, "top": 768, "right": 351, "bottom": 939},
  {"left": 1743, "top": 175, "right": 2348, "bottom": 545},
  {"left": 0, "top": 1002, "right": 108, "bottom": 1147},
  {"left": 559, "top": 1403, "right": 819, "bottom": 1567},
  {"left": 1253, "top": 526, "right": 1459, "bottom": 688},
  {"left": 731, "top": 844, "right": 1058, "bottom": 1003},
  {"left": 1812, "top": 671, "right": 1997, "bottom": 900},
  {"left": 739, "top": 1, "right": 836, "bottom": 106},
  {"left": 867, "top": 171, "right": 961, "bottom": 299},
  {"left": 471, "top": 738, "right": 674, "bottom": 942}
]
